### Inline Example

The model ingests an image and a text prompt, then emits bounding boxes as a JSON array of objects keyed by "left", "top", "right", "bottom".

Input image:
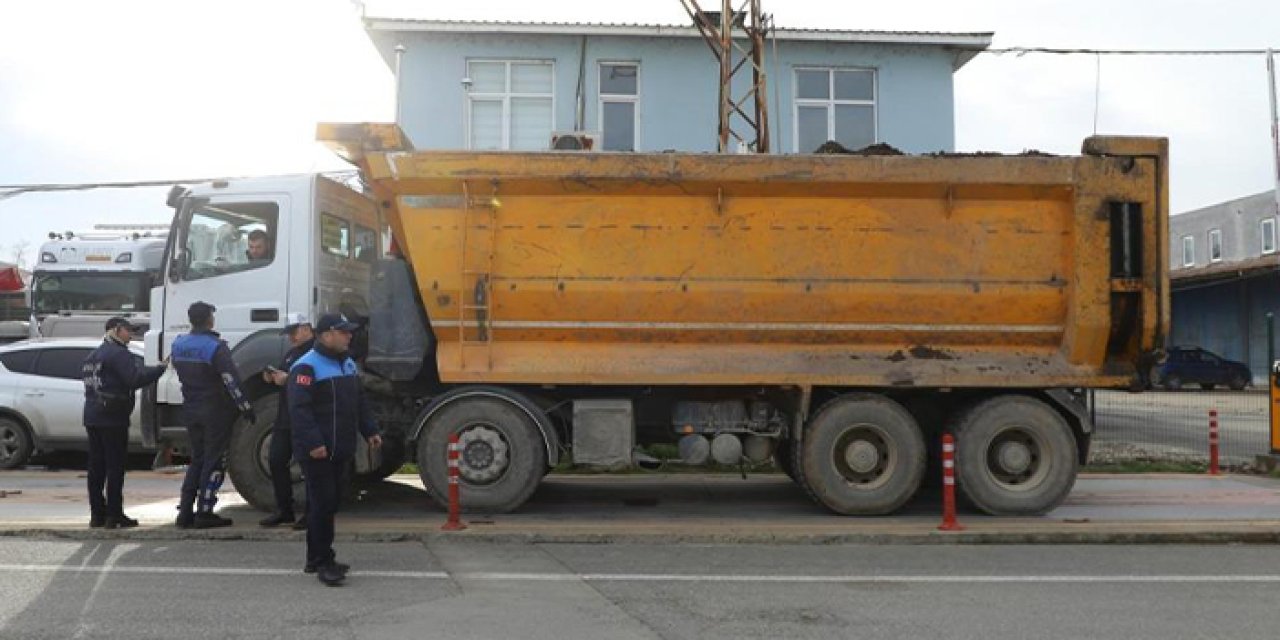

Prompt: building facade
[
  {"left": 1168, "top": 189, "right": 1280, "bottom": 381},
  {"left": 362, "top": 19, "right": 991, "bottom": 154}
]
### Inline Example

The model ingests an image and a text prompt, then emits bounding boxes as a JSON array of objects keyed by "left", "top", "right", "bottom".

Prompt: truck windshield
[{"left": 32, "top": 273, "right": 150, "bottom": 314}]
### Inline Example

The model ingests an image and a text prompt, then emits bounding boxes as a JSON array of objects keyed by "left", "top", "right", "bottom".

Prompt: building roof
[
  {"left": 1171, "top": 252, "right": 1280, "bottom": 287},
  {"left": 364, "top": 18, "right": 994, "bottom": 69}
]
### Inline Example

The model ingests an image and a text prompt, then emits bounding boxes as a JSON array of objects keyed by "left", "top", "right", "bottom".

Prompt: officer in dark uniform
[
  {"left": 81, "top": 317, "right": 167, "bottom": 529},
  {"left": 259, "top": 312, "right": 313, "bottom": 528},
  {"left": 288, "top": 313, "right": 381, "bottom": 586},
  {"left": 170, "top": 301, "right": 255, "bottom": 529}
]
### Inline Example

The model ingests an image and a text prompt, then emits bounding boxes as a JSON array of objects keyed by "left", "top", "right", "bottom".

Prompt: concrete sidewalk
[{"left": 2, "top": 470, "right": 1279, "bottom": 544}]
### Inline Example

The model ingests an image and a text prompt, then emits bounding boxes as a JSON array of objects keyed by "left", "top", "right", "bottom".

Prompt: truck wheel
[
  {"left": 797, "top": 394, "right": 926, "bottom": 515},
  {"left": 417, "top": 394, "right": 547, "bottom": 514},
  {"left": 228, "top": 395, "right": 305, "bottom": 512},
  {"left": 953, "top": 395, "right": 1077, "bottom": 516},
  {"left": 0, "top": 417, "right": 34, "bottom": 470}
]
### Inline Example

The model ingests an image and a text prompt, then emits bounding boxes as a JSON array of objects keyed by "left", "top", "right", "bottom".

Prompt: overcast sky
[{"left": 1, "top": 0, "right": 1277, "bottom": 269}]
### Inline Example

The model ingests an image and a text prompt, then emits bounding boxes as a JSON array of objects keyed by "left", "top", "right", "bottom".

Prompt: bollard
[
  {"left": 442, "top": 433, "right": 467, "bottom": 531},
  {"left": 1208, "top": 410, "right": 1221, "bottom": 476},
  {"left": 938, "top": 433, "right": 965, "bottom": 532}
]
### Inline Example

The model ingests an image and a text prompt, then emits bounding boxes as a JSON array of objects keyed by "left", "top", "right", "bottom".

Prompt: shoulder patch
[{"left": 296, "top": 374, "right": 313, "bottom": 386}]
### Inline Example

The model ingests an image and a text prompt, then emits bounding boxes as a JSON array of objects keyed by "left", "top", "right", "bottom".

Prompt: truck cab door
[{"left": 155, "top": 195, "right": 292, "bottom": 404}]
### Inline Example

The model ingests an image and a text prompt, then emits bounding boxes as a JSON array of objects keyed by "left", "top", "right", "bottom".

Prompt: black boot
[
  {"left": 258, "top": 512, "right": 295, "bottom": 527},
  {"left": 316, "top": 562, "right": 347, "bottom": 586},
  {"left": 89, "top": 514, "right": 106, "bottom": 529},
  {"left": 191, "top": 512, "right": 233, "bottom": 529},
  {"left": 105, "top": 514, "right": 139, "bottom": 529}
]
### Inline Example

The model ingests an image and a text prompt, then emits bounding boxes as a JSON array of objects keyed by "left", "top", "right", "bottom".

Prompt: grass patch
[{"left": 395, "top": 463, "right": 419, "bottom": 475}]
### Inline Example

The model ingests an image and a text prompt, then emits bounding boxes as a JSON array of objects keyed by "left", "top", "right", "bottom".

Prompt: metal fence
[{"left": 1089, "top": 389, "right": 1272, "bottom": 466}]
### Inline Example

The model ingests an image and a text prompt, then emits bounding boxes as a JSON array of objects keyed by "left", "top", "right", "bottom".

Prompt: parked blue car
[{"left": 1152, "top": 347, "right": 1252, "bottom": 391}]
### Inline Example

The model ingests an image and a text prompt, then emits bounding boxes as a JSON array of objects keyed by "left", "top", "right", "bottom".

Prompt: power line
[{"left": 0, "top": 177, "right": 221, "bottom": 202}]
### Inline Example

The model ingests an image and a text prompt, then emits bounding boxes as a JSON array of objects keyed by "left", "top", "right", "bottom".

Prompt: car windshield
[{"left": 31, "top": 273, "right": 150, "bottom": 314}]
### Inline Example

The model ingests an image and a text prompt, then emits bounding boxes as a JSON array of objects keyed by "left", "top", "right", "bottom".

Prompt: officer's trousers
[
  {"left": 85, "top": 425, "right": 129, "bottom": 517},
  {"left": 179, "top": 411, "right": 234, "bottom": 514}
]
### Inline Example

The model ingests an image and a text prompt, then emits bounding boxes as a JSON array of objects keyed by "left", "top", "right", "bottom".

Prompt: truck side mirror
[
  {"left": 166, "top": 185, "right": 189, "bottom": 209},
  {"left": 169, "top": 248, "right": 190, "bottom": 282}
]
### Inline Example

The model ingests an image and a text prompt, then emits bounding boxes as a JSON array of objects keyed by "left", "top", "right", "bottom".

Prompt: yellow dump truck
[{"left": 148, "top": 124, "right": 1167, "bottom": 517}]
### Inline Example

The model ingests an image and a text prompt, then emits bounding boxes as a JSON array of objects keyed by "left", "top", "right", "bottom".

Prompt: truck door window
[
  {"left": 321, "top": 214, "right": 350, "bottom": 258},
  {"left": 179, "top": 202, "right": 279, "bottom": 281}
]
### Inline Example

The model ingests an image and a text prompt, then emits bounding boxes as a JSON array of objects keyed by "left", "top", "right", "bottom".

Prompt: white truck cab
[
  {"left": 30, "top": 228, "right": 168, "bottom": 338},
  {"left": 144, "top": 174, "right": 392, "bottom": 508}
]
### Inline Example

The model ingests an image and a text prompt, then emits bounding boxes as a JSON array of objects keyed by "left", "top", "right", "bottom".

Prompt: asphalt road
[
  {"left": 2, "top": 538, "right": 1279, "bottom": 639},
  {"left": 1091, "top": 390, "right": 1272, "bottom": 464}
]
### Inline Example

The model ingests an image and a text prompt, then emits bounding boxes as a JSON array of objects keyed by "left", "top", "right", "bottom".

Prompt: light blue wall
[{"left": 383, "top": 31, "right": 958, "bottom": 154}]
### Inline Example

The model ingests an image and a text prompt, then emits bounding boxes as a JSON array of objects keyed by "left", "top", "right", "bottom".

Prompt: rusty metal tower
[{"left": 679, "top": 0, "right": 772, "bottom": 153}]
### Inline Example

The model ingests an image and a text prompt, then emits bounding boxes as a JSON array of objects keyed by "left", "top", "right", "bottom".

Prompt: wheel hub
[
  {"left": 0, "top": 426, "right": 18, "bottom": 461},
  {"left": 996, "top": 441, "right": 1032, "bottom": 474},
  {"left": 457, "top": 426, "right": 509, "bottom": 484},
  {"left": 845, "top": 440, "right": 880, "bottom": 474}
]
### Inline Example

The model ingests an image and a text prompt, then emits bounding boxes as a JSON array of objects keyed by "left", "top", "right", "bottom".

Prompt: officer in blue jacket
[
  {"left": 81, "top": 317, "right": 167, "bottom": 529},
  {"left": 288, "top": 313, "right": 381, "bottom": 586},
  {"left": 170, "top": 301, "right": 255, "bottom": 529},
  {"left": 258, "top": 312, "right": 313, "bottom": 529}
]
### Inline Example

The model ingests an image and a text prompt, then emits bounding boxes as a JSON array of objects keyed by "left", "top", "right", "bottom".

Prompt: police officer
[
  {"left": 259, "top": 312, "right": 313, "bottom": 528},
  {"left": 81, "top": 317, "right": 167, "bottom": 529},
  {"left": 171, "top": 301, "right": 255, "bottom": 529},
  {"left": 288, "top": 313, "right": 381, "bottom": 586}
]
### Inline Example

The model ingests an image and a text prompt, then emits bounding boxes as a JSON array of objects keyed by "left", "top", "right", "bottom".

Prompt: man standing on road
[
  {"left": 259, "top": 313, "right": 313, "bottom": 529},
  {"left": 81, "top": 317, "right": 168, "bottom": 529},
  {"left": 288, "top": 313, "right": 382, "bottom": 586},
  {"left": 171, "top": 301, "right": 255, "bottom": 529}
]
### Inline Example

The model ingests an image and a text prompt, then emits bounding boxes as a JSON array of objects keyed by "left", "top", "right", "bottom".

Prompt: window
[
  {"left": 0, "top": 349, "right": 38, "bottom": 374},
  {"left": 33, "top": 348, "right": 92, "bottom": 381},
  {"left": 599, "top": 62, "right": 638, "bottom": 151},
  {"left": 177, "top": 201, "right": 278, "bottom": 281},
  {"left": 1181, "top": 235, "right": 1195, "bottom": 267},
  {"left": 320, "top": 214, "right": 350, "bottom": 258},
  {"left": 1262, "top": 218, "right": 1276, "bottom": 255},
  {"left": 32, "top": 273, "right": 150, "bottom": 314},
  {"left": 794, "top": 67, "right": 876, "bottom": 153},
  {"left": 353, "top": 225, "right": 377, "bottom": 264},
  {"left": 1208, "top": 229, "right": 1222, "bottom": 263},
  {"left": 467, "top": 60, "right": 555, "bottom": 150}
]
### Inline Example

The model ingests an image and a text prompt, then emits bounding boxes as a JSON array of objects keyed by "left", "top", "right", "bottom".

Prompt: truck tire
[
  {"left": 0, "top": 417, "right": 34, "bottom": 470},
  {"left": 953, "top": 395, "right": 1077, "bottom": 516},
  {"left": 796, "top": 394, "right": 926, "bottom": 515},
  {"left": 416, "top": 394, "right": 547, "bottom": 514},
  {"left": 228, "top": 395, "right": 305, "bottom": 512}
]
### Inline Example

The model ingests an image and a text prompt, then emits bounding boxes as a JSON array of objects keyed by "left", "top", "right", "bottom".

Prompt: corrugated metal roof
[{"left": 368, "top": 17, "right": 991, "bottom": 37}]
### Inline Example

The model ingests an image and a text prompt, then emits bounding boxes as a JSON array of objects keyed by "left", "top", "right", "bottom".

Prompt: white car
[{"left": 0, "top": 338, "right": 147, "bottom": 469}]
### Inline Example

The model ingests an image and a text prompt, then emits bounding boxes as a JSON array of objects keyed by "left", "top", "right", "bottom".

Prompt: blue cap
[{"left": 315, "top": 313, "right": 358, "bottom": 333}]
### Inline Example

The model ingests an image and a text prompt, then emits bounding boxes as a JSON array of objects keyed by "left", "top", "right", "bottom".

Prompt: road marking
[{"left": 3, "top": 564, "right": 1280, "bottom": 584}]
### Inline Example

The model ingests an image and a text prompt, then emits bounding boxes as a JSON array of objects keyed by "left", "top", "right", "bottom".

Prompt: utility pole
[
  {"left": 679, "top": 0, "right": 771, "bottom": 153},
  {"left": 1267, "top": 49, "right": 1279, "bottom": 215}
]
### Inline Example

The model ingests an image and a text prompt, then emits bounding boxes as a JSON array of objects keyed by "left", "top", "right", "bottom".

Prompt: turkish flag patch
[{"left": 296, "top": 374, "right": 312, "bottom": 386}]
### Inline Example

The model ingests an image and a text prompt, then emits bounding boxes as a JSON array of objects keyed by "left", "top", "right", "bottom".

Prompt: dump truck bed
[{"left": 324, "top": 125, "right": 1168, "bottom": 389}]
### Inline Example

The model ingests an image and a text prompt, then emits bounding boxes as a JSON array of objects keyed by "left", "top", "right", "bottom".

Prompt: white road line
[{"left": 2, "top": 565, "right": 1280, "bottom": 584}]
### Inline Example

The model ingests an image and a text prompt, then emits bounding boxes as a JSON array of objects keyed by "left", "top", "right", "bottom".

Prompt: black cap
[
  {"left": 187, "top": 301, "right": 216, "bottom": 326},
  {"left": 315, "top": 313, "right": 359, "bottom": 334},
  {"left": 104, "top": 317, "right": 137, "bottom": 332}
]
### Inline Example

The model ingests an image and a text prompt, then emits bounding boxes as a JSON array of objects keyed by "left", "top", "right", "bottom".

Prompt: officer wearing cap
[
  {"left": 81, "top": 317, "right": 167, "bottom": 529},
  {"left": 288, "top": 313, "right": 382, "bottom": 585},
  {"left": 258, "top": 312, "right": 314, "bottom": 528},
  {"left": 170, "top": 301, "right": 255, "bottom": 529}
]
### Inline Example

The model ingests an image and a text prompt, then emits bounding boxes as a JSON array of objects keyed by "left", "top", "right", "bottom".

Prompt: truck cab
[
  {"left": 145, "top": 174, "right": 397, "bottom": 508},
  {"left": 30, "top": 228, "right": 167, "bottom": 338}
]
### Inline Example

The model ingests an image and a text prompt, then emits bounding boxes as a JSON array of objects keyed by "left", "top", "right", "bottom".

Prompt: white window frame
[
  {"left": 1181, "top": 235, "right": 1195, "bottom": 267},
  {"left": 1208, "top": 228, "right": 1222, "bottom": 263},
  {"left": 1262, "top": 218, "right": 1277, "bottom": 255},
  {"left": 792, "top": 66, "right": 878, "bottom": 153},
  {"left": 598, "top": 61, "right": 640, "bottom": 151},
  {"left": 464, "top": 59, "right": 556, "bottom": 150}
]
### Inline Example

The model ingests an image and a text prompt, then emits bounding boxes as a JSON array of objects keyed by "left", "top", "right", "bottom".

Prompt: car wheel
[
  {"left": 1162, "top": 375, "right": 1182, "bottom": 391},
  {"left": 1228, "top": 374, "right": 1249, "bottom": 391},
  {"left": 0, "top": 417, "right": 35, "bottom": 470}
]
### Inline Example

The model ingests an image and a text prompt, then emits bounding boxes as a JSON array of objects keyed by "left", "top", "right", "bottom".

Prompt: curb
[{"left": 4, "top": 524, "right": 1280, "bottom": 546}]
